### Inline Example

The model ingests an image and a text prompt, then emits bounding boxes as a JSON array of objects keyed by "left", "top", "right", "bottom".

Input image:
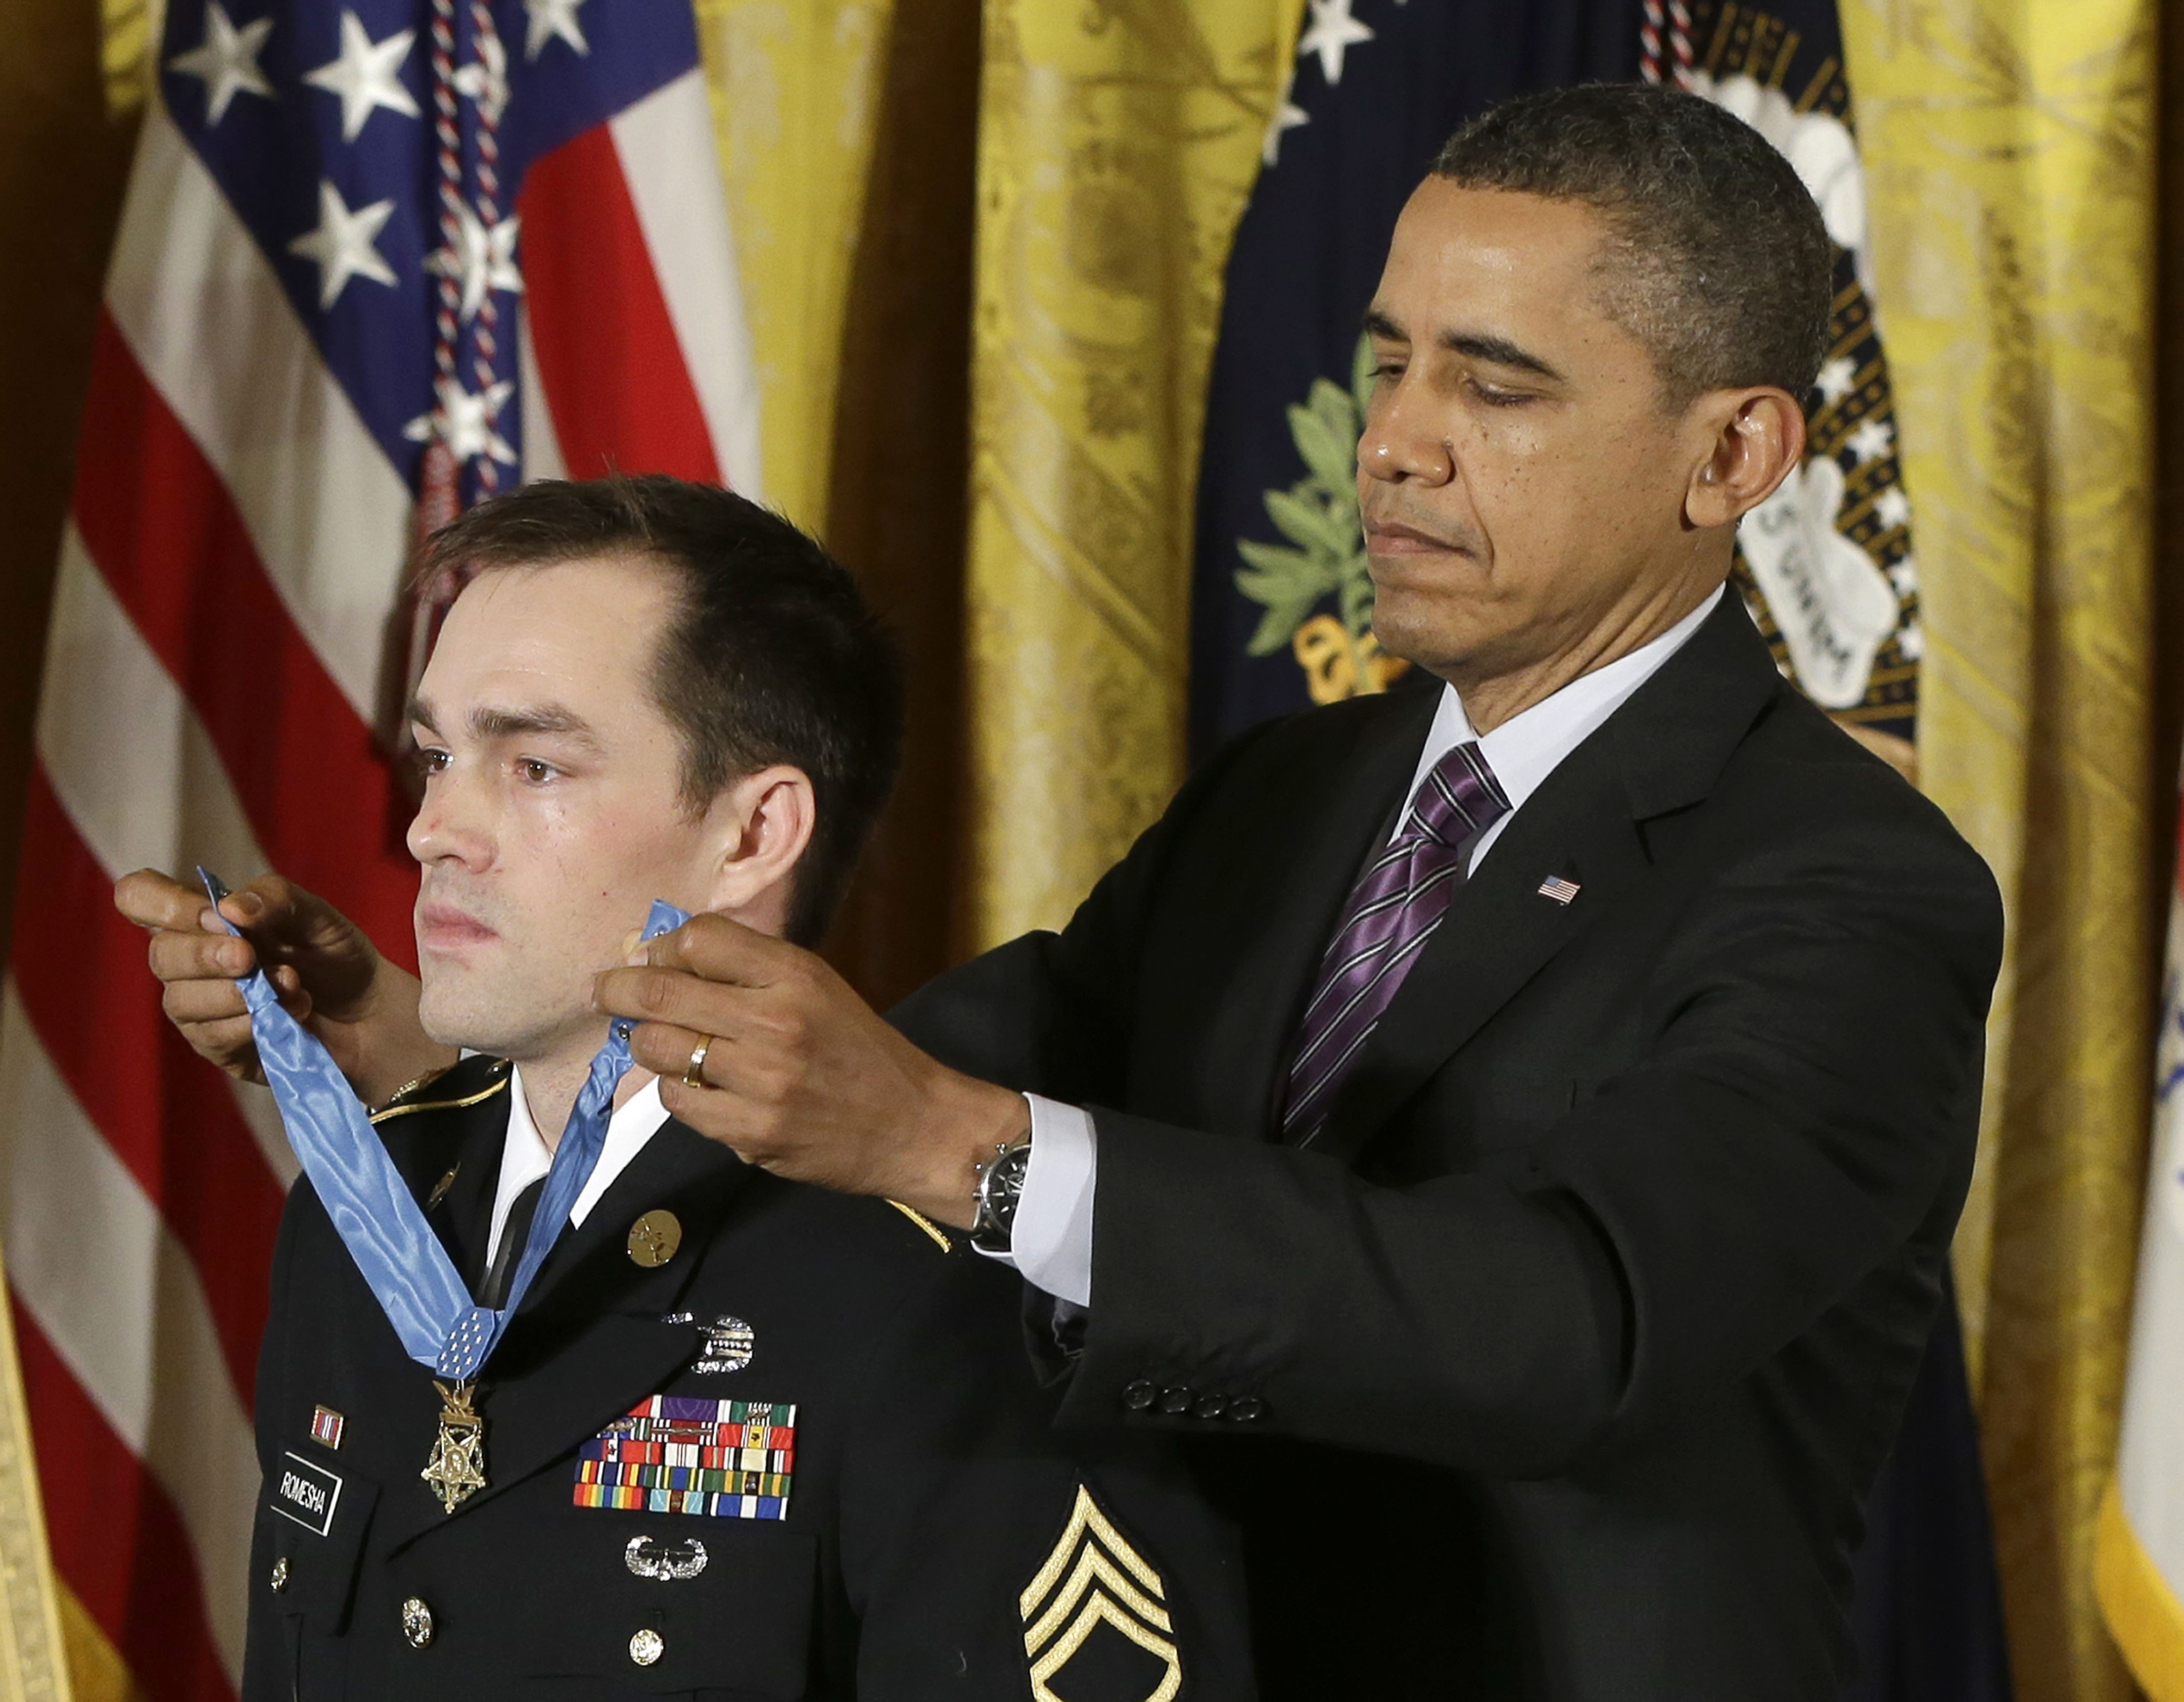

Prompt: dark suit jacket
[
  {"left": 892, "top": 596, "right": 2005, "bottom": 1701},
  {"left": 244, "top": 1056, "right": 1257, "bottom": 1700}
]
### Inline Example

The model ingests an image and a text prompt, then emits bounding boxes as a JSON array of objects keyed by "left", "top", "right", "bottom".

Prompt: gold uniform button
[
  {"left": 627, "top": 1210, "right": 682, "bottom": 1268},
  {"left": 629, "top": 1628, "right": 665, "bottom": 1666},
  {"left": 269, "top": 1556, "right": 289, "bottom": 1592},
  {"left": 401, "top": 1597, "right": 435, "bottom": 1648}
]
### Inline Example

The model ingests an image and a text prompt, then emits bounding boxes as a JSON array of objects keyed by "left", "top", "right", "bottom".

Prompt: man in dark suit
[
  {"left": 120, "top": 476, "right": 1254, "bottom": 1700},
  {"left": 581, "top": 88, "right": 2005, "bottom": 1699}
]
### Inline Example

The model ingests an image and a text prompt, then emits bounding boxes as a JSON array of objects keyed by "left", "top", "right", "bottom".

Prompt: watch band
[{"left": 968, "top": 1132, "right": 1033, "bottom": 1254}]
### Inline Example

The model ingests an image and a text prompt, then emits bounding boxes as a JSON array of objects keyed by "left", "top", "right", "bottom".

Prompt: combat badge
[
  {"left": 421, "top": 1381, "right": 486, "bottom": 1513},
  {"left": 1020, "top": 1486, "right": 1182, "bottom": 1702},
  {"left": 693, "top": 1317, "right": 754, "bottom": 1375}
]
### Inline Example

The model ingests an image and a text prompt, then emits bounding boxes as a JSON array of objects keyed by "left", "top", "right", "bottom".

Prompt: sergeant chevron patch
[
  {"left": 573, "top": 1396, "right": 796, "bottom": 1520},
  {"left": 1020, "top": 1486, "right": 1182, "bottom": 1702}
]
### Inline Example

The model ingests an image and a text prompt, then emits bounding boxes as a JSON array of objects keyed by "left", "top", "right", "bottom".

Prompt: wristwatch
[{"left": 968, "top": 1131, "right": 1034, "bottom": 1254}]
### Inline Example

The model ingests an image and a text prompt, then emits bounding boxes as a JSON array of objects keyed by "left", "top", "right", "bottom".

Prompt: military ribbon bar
[{"left": 574, "top": 1396, "right": 798, "bottom": 1520}]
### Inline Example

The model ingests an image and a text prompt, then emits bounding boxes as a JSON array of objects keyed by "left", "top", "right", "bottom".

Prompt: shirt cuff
[{"left": 974, "top": 1094, "right": 1095, "bottom": 1307}]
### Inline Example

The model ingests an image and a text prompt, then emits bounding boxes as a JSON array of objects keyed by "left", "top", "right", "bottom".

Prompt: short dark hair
[
  {"left": 417, "top": 476, "right": 903, "bottom": 946},
  {"left": 1431, "top": 83, "right": 1834, "bottom": 405}
]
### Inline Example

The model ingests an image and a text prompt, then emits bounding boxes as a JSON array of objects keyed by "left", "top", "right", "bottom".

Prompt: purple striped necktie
[{"left": 1279, "top": 741, "right": 1511, "bottom": 1145}]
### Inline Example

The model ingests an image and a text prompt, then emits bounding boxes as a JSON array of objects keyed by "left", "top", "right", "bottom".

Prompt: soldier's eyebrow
[
  {"left": 402, "top": 696, "right": 603, "bottom": 749},
  {"left": 467, "top": 703, "right": 602, "bottom": 747}
]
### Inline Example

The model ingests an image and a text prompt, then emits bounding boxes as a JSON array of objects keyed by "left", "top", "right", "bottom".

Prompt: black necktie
[{"left": 477, "top": 1175, "right": 548, "bottom": 1309}]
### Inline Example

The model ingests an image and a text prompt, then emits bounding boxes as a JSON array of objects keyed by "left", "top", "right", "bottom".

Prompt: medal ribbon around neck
[{"left": 201, "top": 870, "right": 689, "bottom": 1379}]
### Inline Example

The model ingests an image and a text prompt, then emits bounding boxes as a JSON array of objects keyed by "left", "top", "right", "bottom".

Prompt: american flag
[{"left": 0, "top": 0, "right": 760, "bottom": 1688}]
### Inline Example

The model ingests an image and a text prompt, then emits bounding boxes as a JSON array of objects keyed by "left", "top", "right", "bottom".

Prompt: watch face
[{"left": 971, "top": 1140, "right": 1033, "bottom": 1250}]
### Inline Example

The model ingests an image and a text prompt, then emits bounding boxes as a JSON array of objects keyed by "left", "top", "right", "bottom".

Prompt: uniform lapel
[
  {"left": 1198, "top": 690, "right": 1436, "bottom": 1141},
  {"left": 381, "top": 1119, "right": 753, "bottom": 1552},
  {"left": 1310, "top": 596, "right": 1787, "bottom": 1165}
]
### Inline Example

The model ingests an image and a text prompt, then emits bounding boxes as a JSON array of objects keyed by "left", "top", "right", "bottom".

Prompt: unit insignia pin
[
  {"left": 692, "top": 1317, "right": 755, "bottom": 1376},
  {"left": 627, "top": 1210, "right": 683, "bottom": 1268},
  {"left": 425, "top": 1165, "right": 460, "bottom": 1212},
  {"left": 421, "top": 1380, "right": 487, "bottom": 1513}
]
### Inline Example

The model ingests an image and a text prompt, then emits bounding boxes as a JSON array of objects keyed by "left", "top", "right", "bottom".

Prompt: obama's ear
[{"left": 1683, "top": 387, "right": 1806, "bottom": 531}]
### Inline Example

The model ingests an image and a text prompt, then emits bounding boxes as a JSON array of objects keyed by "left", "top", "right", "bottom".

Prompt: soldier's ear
[{"left": 700, "top": 765, "right": 815, "bottom": 929}]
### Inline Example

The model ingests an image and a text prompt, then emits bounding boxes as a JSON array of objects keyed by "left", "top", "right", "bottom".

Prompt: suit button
[
  {"left": 1192, "top": 1394, "right": 1228, "bottom": 1420},
  {"left": 269, "top": 1556, "right": 289, "bottom": 1593},
  {"left": 630, "top": 1628, "right": 665, "bottom": 1667},
  {"left": 1122, "top": 1379, "right": 1156, "bottom": 1412},
  {"left": 1156, "top": 1386, "right": 1193, "bottom": 1416},
  {"left": 401, "top": 1597, "right": 435, "bottom": 1648},
  {"left": 1226, "top": 1396, "right": 1266, "bottom": 1423}
]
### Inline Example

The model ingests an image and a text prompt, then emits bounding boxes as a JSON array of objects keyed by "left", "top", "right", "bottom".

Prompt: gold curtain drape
[
  {"left": 1844, "top": 1, "right": 2158, "bottom": 1697},
  {"left": 962, "top": 0, "right": 1296, "bottom": 948}
]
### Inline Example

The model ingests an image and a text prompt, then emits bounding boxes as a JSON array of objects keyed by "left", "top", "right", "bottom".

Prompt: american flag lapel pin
[{"left": 1537, "top": 875, "right": 1581, "bottom": 906}]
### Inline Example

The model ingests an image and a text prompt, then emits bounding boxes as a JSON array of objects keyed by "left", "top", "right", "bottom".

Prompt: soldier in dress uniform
[{"left": 122, "top": 475, "right": 1253, "bottom": 1701}]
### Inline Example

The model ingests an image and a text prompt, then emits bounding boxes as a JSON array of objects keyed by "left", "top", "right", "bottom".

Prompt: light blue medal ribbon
[{"left": 201, "top": 870, "right": 688, "bottom": 1378}]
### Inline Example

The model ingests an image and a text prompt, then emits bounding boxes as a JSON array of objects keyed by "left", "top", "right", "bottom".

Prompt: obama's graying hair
[{"left": 1433, "top": 83, "right": 1834, "bottom": 408}]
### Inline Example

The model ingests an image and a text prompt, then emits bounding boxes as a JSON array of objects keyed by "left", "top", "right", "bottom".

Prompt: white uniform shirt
[{"left": 483, "top": 1067, "right": 673, "bottom": 1269}]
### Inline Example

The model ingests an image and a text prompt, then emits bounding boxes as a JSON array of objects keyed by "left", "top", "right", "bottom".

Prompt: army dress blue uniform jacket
[{"left": 243, "top": 1055, "right": 1256, "bottom": 1701}]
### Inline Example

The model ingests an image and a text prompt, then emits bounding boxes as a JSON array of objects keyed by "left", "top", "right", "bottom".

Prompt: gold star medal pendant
[{"left": 422, "top": 1381, "right": 487, "bottom": 1512}]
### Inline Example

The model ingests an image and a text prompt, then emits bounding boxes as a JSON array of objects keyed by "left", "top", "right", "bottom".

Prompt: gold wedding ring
[{"left": 682, "top": 1034, "right": 714, "bottom": 1089}]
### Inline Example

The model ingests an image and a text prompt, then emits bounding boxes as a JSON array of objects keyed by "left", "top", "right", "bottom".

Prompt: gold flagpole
[{"left": 0, "top": 1257, "right": 72, "bottom": 1702}]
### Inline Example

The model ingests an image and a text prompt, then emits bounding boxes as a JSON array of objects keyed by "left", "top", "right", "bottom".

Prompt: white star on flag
[
  {"left": 168, "top": 1, "right": 275, "bottom": 126},
  {"left": 428, "top": 203, "right": 524, "bottom": 321},
  {"left": 1262, "top": 72, "right": 1309, "bottom": 168},
  {"left": 404, "top": 376, "right": 518, "bottom": 466},
  {"left": 287, "top": 178, "right": 399, "bottom": 309},
  {"left": 1888, "top": 554, "right": 1920, "bottom": 596},
  {"left": 1298, "top": 0, "right": 1373, "bottom": 85},
  {"left": 1897, "top": 621, "right": 1925, "bottom": 661},
  {"left": 525, "top": 0, "right": 589, "bottom": 61},
  {"left": 452, "top": 30, "right": 509, "bottom": 124},
  {"left": 1845, "top": 418, "right": 1894, "bottom": 465},
  {"left": 1814, "top": 355, "right": 1856, "bottom": 406},
  {"left": 304, "top": 11, "right": 421, "bottom": 142},
  {"left": 1872, "top": 486, "right": 1912, "bottom": 531}
]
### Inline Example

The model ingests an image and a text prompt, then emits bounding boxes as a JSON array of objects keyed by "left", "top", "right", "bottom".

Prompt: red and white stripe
[{"left": 0, "top": 69, "right": 757, "bottom": 1699}]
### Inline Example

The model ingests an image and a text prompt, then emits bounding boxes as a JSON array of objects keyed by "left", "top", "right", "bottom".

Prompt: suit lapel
[
  {"left": 1198, "top": 690, "right": 1436, "bottom": 1140},
  {"left": 1310, "top": 595, "right": 1787, "bottom": 1164},
  {"left": 382, "top": 1119, "right": 753, "bottom": 1552}
]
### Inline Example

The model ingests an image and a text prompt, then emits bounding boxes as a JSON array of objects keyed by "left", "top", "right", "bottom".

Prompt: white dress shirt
[
  {"left": 998, "top": 586, "right": 1727, "bottom": 1308},
  {"left": 483, "top": 1066, "right": 673, "bottom": 1270}
]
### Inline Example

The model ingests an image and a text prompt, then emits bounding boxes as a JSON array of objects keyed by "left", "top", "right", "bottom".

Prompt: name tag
[{"left": 271, "top": 1452, "right": 343, "bottom": 1537}]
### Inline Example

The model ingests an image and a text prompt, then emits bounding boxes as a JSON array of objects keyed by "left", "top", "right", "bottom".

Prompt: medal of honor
[{"left": 422, "top": 1381, "right": 487, "bottom": 1512}]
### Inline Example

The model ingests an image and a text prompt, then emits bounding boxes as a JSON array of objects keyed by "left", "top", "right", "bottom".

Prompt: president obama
[{"left": 156, "top": 85, "right": 2005, "bottom": 1698}]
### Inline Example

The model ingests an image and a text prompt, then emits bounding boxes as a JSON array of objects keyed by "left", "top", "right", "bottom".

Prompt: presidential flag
[
  {"left": 0, "top": 0, "right": 759, "bottom": 1687},
  {"left": 1186, "top": 1, "right": 2000, "bottom": 1692}
]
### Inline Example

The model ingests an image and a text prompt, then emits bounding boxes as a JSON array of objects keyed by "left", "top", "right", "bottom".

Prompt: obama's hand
[
  {"left": 114, "top": 868, "right": 454, "bottom": 1105},
  {"left": 592, "top": 914, "right": 1024, "bottom": 1226}
]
